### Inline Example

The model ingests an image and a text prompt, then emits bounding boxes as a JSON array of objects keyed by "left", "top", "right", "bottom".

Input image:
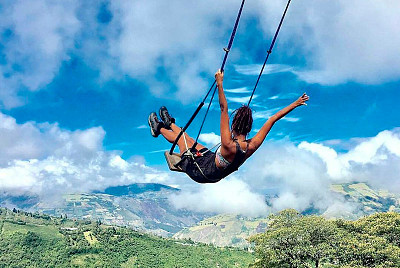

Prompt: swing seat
[{"left": 164, "top": 152, "right": 184, "bottom": 172}]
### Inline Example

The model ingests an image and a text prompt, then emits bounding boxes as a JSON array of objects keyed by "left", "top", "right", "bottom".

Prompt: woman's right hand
[
  {"left": 294, "top": 93, "right": 309, "bottom": 107},
  {"left": 215, "top": 70, "right": 224, "bottom": 85}
]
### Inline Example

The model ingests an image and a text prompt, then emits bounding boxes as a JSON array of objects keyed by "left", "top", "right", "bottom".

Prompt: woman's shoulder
[
  {"left": 244, "top": 138, "right": 257, "bottom": 156},
  {"left": 221, "top": 139, "right": 237, "bottom": 152}
]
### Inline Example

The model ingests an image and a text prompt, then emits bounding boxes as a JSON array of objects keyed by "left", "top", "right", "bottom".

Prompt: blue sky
[
  {"left": 6, "top": 63, "right": 400, "bottom": 166},
  {"left": 1, "top": 0, "right": 400, "bottom": 216}
]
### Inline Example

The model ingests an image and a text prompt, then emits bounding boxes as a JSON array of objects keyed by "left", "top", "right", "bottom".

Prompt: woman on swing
[{"left": 148, "top": 70, "right": 309, "bottom": 184}]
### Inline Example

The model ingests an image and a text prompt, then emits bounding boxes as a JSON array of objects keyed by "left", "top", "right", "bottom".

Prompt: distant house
[{"left": 61, "top": 227, "right": 78, "bottom": 231}]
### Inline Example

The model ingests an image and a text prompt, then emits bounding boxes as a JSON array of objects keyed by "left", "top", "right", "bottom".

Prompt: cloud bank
[
  {"left": 171, "top": 129, "right": 400, "bottom": 216},
  {"left": 0, "top": 0, "right": 80, "bottom": 109},
  {"left": 1, "top": 0, "right": 400, "bottom": 108},
  {"left": 0, "top": 111, "right": 399, "bottom": 217},
  {"left": 198, "top": 132, "right": 221, "bottom": 148},
  {"left": 0, "top": 112, "right": 171, "bottom": 200},
  {"left": 169, "top": 177, "right": 269, "bottom": 217},
  {"left": 271, "top": 0, "right": 400, "bottom": 85}
]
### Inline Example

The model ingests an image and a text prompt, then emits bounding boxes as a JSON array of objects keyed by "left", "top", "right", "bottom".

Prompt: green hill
[
  {"left": 175, "top": 183, "right": 400, "bottom": 248},
  {"left": 330, "top": 182, "right": 400, "bottom": 215},
  {"left": 0, "top": 207, "right": 253, "bottom": 268},
  {"left": 1, "top": 184, "right": 211, "bottom": 237},
  {"left": 2, "top": 182, "right": 399, "bottom": 250},
  {"left": 174, "top": 214, "right": 269, "bottom": 248}
]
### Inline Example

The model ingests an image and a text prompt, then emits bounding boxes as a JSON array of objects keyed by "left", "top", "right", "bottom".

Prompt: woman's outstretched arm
[
  {"left": 249, "top": 93, "right": 309, "bottom": 153},
  {"left": 215, "top": 70, "right": 233, "bottom": 148}
]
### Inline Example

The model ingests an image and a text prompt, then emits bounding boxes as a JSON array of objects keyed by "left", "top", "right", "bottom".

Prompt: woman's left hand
[{"left": 294, "top": 93, "right": 309, "bottom": 107}]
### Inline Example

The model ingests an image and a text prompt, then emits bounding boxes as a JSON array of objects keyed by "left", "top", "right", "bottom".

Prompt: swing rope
[
  {"left": 247, "top": 0, "right": 292, "bottom": 106},
  {"left": 169, "top": 0, "right": 246, "bottom": 155},
  {"left": 194, "top": 84, "right": 218, "bottom": 144},
  {"left": 169, "top": 0, "right": 292, "bottom": 156}
]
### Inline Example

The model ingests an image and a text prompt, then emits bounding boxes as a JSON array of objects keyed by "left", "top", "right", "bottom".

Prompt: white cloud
[
  {"left": 245, "top": 140, "right": 334, "bottom": 211},
  {"left": 106, "top": 0, "right": 243, "bottom": 103},
  {"left": 169, "top": 177, "right": 269, "bottom": 217},
  {"left": 281, "top": 117, "right": 300, "bottom": 123},
  {"left": 268, "top": 93, "right": 299, "bottom": 100},
  {"left": 298, "top": 142, "right": 348, "bottom": 180},
  {"left": 0, "top": 112, "right": 104, "bottom": 165},
  {"left": 252, "top": 108, "right": 279, "bottom": 120},
  {"left": 252, "top": 106, "right": 300, "bottom": 123},
  {"left": 240, "top": 128, "right": 400, "bottom": 215},
  {"left": 198, "top": 132, "right": 221, "bottom": 148},
  {"left": 322, "top": 201, "right": 363, "bottom": 220},
  {"left": 1, "top": 0, "right": 399, "bottom": 109},
  {"left": 148, "top": 149, "right": 170, "bottom": 154},
  {"left": 0, "top": 112, "right": 174, "bottom": 199},
  {"left": 230, "top": 0, "right": 400, "bottom": 85},
  {"left": 227, "top": 95, "right": 256, "bottom": 104},
  {"left": 299, "top": 129, "right": 400, "bottom": 182},
  {"left": 0, "top": 0, "right": 80, "bottom": 109},
  {"left": 234, "top": 64, "right": 294, "bottom": 76},
  {"left": 1, "top": 111, "right": 399, "bottom": 218},
  {"left": 260, "top": 0, "right": 400, "bottom": 85},
  {"left": 225, "top": 87, "right": 251, "bottom": 94}
]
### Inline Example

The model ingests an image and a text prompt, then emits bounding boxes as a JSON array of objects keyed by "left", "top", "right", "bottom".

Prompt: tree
[
  {"left": 249, "top": 211, "right": 400, "bottom": 268},
  {"left": 250, "top": 210, "right": 337, "bottom": 268},
  {"left": 338, "top": 212, "right": 400, "bottom": 247}
]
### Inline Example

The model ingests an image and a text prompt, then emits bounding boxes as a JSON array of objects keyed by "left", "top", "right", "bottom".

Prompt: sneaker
[
  {"left": 148, "top": 112, "right": 164, "bottom": 137},
  {"left": 159, "top": 106, "right": 175, "bottom": 129}
]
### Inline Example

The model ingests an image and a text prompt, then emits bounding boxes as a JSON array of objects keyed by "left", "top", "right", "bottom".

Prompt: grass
[
  {"left": 1, "top": 221, "right": 63, "bottom": 240},
  {"left": 0, "top": 208, "right": 254, "bottom": 267},
  {"left": 84, "top": 231, "right": 98, "bottom": 245},
  {"left": 349, "top": 183, "right": 379, "bottom": 199}
]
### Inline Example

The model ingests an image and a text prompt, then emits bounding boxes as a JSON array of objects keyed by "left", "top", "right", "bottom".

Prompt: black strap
[
  {"left": 170, "top": 0, "right": 246, "bottom": 155},
  {"left": 177, "top": 148, "right": 209, "bottom": 180},
  {"left": 169, "top": 81, "right": 215, "bottom": 155},
  {"left": 218, "top": 140, "right": 247, "bottom": 178},
  {"left": 248, "top": 0, "right": 292, "bottom": 106},
  {"left": 193, "top": 83, "right": 218, "bottom": 147}
]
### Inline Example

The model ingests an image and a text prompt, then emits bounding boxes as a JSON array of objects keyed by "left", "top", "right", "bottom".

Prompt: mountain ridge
[
  {"left": 0, "top": 183, "right": 211, "bottom": 237},
  {"left": 2, "top": 182, "right": 399, "bottom": 246}
]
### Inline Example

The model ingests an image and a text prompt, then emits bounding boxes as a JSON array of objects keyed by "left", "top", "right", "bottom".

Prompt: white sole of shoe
[{"left": 148, "top": 114, "right": 157, "bottom": 137}]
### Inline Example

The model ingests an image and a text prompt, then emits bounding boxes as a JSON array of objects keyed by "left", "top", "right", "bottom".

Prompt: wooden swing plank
[{"left": 164, "top": 151, "right": 184, "bottom": 172}]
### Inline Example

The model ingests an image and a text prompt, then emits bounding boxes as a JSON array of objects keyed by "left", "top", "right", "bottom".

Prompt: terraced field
[{"left": 174, "top": 214, "right": 269, "bottom": 248}]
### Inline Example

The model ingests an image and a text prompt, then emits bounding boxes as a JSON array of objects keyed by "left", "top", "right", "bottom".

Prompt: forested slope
[
  {"left": 0, "top": 208, "right": 253, "bottom": 268},
  {"left": 250, "top": 209, "right": 400, "bottom": 268}
]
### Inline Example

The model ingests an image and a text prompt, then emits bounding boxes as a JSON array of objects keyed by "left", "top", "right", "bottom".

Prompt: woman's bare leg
[
  {"left": 160, "top": 125, "right": 205, "bottom": 155},
  {"left": 170, "top": 123, "right": 181, "bottom": 134},
  {"left": 170, "top": 123, "right": 206, "bottom": 152}
]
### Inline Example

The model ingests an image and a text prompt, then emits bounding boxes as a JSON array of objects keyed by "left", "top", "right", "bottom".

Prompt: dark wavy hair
[{"left": 231, "top": 105, "right": 253, "bottom": 136}]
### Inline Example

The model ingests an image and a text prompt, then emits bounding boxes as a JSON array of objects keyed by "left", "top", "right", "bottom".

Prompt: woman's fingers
[
  {"left": 300, "top": 93, "right": 309, "bottom": 105},
  {"left": 215, "top": 70, "right": 224, "bottom": 78}
]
